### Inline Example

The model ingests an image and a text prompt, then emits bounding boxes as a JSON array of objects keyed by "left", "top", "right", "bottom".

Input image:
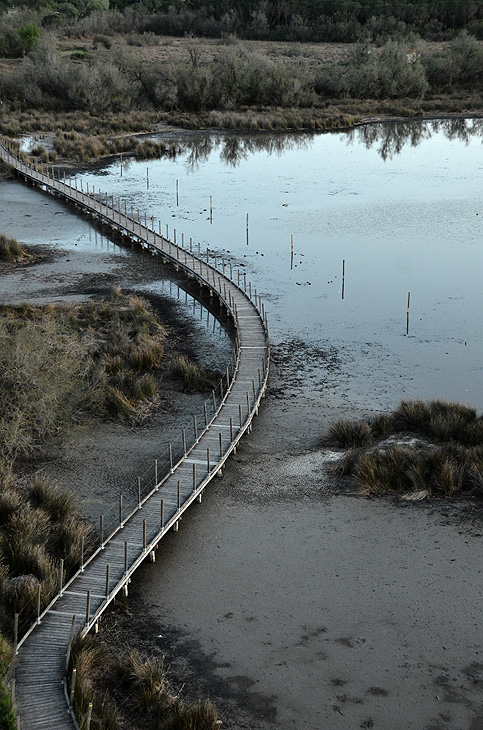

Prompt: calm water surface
[{"left": 80, "top": 119, "right": 483, "bottom": 411}]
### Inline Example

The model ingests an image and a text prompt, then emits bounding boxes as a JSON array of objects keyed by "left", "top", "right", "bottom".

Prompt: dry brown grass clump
[
  {"left": 328, "top": 400, "right": 483, "bottom": 498},
  {"left": 0, "top": 233, "right": 24, "bottom": 261}
]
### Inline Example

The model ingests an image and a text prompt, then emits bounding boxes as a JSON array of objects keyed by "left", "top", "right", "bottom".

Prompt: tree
[{"left": 16, "top": 22, "right": 42, "bottom": 53}]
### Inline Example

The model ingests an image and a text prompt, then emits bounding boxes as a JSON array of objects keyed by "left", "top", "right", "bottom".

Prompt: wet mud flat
[{"left": 2, "top": 177, "right": 483, "bottom": 730}]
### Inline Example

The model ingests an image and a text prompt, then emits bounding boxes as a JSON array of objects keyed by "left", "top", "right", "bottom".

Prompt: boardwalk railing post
[
  {"left": 204, "top": 402, "right": 208, "bottom": 426},
  {"left": 69, "top": 669, "right": 76, "bottom": 707},
  {"left": 194, "top": 414, "right": 198, "bottom": 441},
  {"left": 65, "top": 615, "right": 76, "bottom": 675},
  {"left": 212, "top": 390, "right": 216, "bottom": 410},
  {"left": 230, "top": 417, "right": 233, "bottom": 441},
  {"left": 85, "top": 590, "right": 91, "bottom": 626},
  {"left": 86, "top": 702, "right": 93, "bottom": 730},
  {"left": 124, "top": 542, "right": 128, "bottom": 574},
  {"left": 143, "top": 520, "right": 147, "bottom": 551},
  {"left": 252, "top": 379, "right": 256, "bottom": 399},
  {"left": 182, "top": 428, "right": 187, "bottom": 456},
  {"left": 239, "top": 404, "right": 242, "bottom": 427},
  {"left": 105, "top": 565, "right": 110, "bottom": 597},
  {"left": 169, "top": 443, "right": 173, "bottom": 473},
  {"left": 119, "top": 494, "right": 123, "bottom": 527},
  {"left": 177, "top": 480, "right": 181, "bottom": 510},
  {"left": 192, "top": 463, "right": 196, "bottom": 491},
  {"left": 13, "top": 614, "right": 18, "bottom": 656},
  {"left": 137, "top": 477, "right": 141, "bottom": 508},
  {"left": 219, "top": 432, "right": 223, "bottom": 458},
  {"left": 207, "top": 447, "right": 210, "bottom": 474},
  {"left": 59, "top": 558, "right": 64, "bottom": 595},
  {"left": 80, "top": 536, "right": 84, "bottom": 572},
  {"left": 36, "top": 583, "right": 41, "bottom": 624},
  {"left": 161, "top": 499, "right": 164, "bottom": 529},
  {"left": 155, "top": 459, "right": 158, "bottom": 489},
  {"left": 100, "top": 515, "right": 104, "bottom": 549}
]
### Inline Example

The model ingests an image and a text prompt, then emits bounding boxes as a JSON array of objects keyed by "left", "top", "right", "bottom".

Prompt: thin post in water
[
  {"left": 291, "top": 234, "right": 294, "bottom": 270},
  {"left": 406, "top": 291, "right": 411, "bottom": 335},
  {"left": 342, "top": 258, "right": 345, "bottom": 300}
]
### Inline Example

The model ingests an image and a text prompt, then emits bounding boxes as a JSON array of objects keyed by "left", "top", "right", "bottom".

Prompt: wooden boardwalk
[{"left": 0, "top": 141, "right": 270, "bottom": 729}]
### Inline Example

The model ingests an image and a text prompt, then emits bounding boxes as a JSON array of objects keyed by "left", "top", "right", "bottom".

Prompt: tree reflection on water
[{"left": 348, "top": 117, "right": 483, "bottom": 160}]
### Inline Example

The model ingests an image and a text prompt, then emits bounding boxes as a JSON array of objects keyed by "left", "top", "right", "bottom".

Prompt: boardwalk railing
[{"left": 0, "top": 139, "right": 270, "bottom": 730}]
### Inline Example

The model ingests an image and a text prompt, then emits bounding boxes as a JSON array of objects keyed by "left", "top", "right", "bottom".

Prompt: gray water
[{"left": 77, "top": 118, "right": 483, "bottom": 412}]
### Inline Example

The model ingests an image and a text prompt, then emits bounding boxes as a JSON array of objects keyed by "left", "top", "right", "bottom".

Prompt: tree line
[{"left": 3, "top": 0, "right": 483, "bottom": 40}]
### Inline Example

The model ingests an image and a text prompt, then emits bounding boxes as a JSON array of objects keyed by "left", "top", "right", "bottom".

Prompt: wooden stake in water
[
  {"left": 246, "top": 213, "right": 249, "bottom": 245},
  {"left": 406, "top": 291, "right": 411, "bottom": 335},
  {"left": 146, "top": 167, "right": 149, "bottom": 189},
  {"left": 120, "top": 153, "right": 123, "bottom": 177},
  {"left": 210, "top": 195, "right": 213, "bottom": 223},
  {"left": 176, "top": 179, "right": 179, "bottom": 206},
  {"left": 342, "top": 259, "right": 345, "bottom": 300},
  {"left": 291, "top": 235, "right": 294, "bottom": 270}
]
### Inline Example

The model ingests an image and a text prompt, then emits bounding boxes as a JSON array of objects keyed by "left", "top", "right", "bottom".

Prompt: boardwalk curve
[{"left": 0, "top": 140, "right": 270, "bottom": 730}]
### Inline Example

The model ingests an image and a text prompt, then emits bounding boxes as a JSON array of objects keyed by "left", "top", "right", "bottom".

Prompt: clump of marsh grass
[
  {"left": 165, "top": 700, "right": 220, "bottom": 730},
  {"left": 326, "top": 418, "right": 373, "bottom": 448},
  {"left": 118, "top": 650, "right": 170, "bottom": 711},
  {"left": 0, "top": 233, "right": 25, "bottom": 262},
  {"left": 171, "top": 356, "right": 216, "bottom": 392},
  {"left": 328, "top": 400, "right": 483, "bottom": 499}
]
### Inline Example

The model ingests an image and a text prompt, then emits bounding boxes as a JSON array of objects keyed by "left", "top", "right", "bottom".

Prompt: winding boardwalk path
[{"left": 0, "top": 141, "right": 270, "bottom": 730}]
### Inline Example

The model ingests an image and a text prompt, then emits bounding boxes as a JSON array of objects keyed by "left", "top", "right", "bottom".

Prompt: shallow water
[
  {"left": 77, "top": 119, "right": 483, "bottom": 411},
  {"left": 4, "top": 121, "right": 483, "bottom": 730}
]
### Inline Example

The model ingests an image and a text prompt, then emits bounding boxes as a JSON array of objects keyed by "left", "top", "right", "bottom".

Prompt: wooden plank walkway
[{"left": 0, "top": 141, "right": 270, "bottom": 730}]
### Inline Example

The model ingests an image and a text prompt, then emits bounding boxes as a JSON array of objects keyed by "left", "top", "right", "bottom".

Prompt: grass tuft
[
  {"left": 0, "top": 233, "right": 25, "bottom": 262},
  {"left": 327, "top": 419, "right": 373, "bottom": 448}
]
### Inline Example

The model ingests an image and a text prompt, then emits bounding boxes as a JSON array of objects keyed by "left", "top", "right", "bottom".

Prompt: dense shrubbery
[{"left": 2, "top": 31, "right": 481, "bottom": 120}]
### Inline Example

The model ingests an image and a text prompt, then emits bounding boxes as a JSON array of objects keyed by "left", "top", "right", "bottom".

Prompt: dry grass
[
  {"left": 329, "top": 400, "right": 483, "bottom": 498},
  {"left": 0, "top": 233, "right": 24, "bottom": 261}
]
